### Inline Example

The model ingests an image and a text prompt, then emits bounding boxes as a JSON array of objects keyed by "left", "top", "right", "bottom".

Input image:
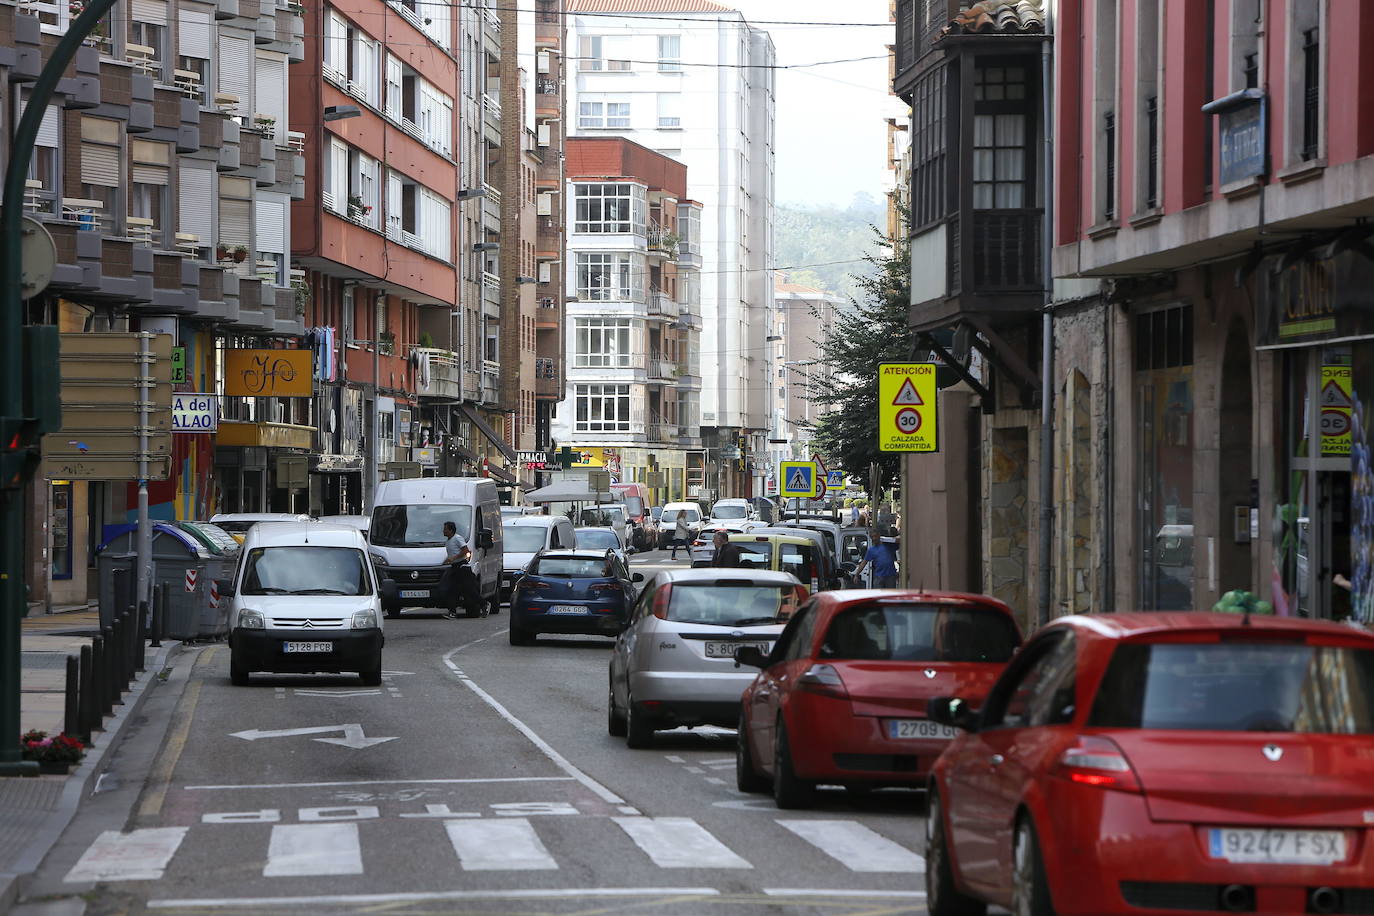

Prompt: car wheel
[
  {"left": 625, "top": 691, "right": 654, "bottom": 749},
  {"left": 359, "top": 658, "right": 382, "bottom": 687},
  {"left": 229, "top": 654, "right": 250, "bottom": 686},
  {"left": 1011, "top": 817, "right": 1054, "bottom": 916},
  {"left": 735, "top": 713, "right": 769, "bottom": 793},
  {"left": 607, "top": 678, "right": 627, "bottom": 737},
  {"left": 772, "top": 720, "right": 814, "bottom": 809},
  {"left": 509, "top": 625, "right": 535, "bottom": 646},
  {"left": 925, "top": 791, "right": 986, "bottom": 916}
]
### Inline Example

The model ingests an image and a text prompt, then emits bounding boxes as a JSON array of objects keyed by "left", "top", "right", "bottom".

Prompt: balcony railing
[
  {"left": 971, "top": 209, "right": 1042, "bottom": 291},
  {"left": 647, "top": 354, "right": 676, "bottom": 380},
  {"left": 61, "top": 198, "right": 107, "bottom": 233},
  {"left": 413, "top": 347, "right": 462, "bottom": 400},
  {"left": 646, "top": 222, "right": 678, "bottom": 258},
  {"left": 648, "top": 289, "right": 673, "bottom": 317},
  {"left": 481, "top": 360, "right": 500, "bottom": 404}
]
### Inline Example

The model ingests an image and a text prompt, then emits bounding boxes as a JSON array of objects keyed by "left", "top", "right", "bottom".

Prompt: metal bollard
[
  {"left": 93, "top": 635, "right": 112, "bottom": 718},
  {"left": 106, "top": 622, "right": 124, "bottom": 706},
  {"left": 150, "top": 584, "right": 163, "bottom": 648},
  {"left": 136, "top": 600, "right": 148, "bottom": 673},
  {"left": 64, "top": 655, "right": 80, "bottom": 740},
  {"left": 123, "top": 607, "right": 136, "bottom": 686},
  {"left": 78, "top": 644, "right": 94, "bottom": 744}
]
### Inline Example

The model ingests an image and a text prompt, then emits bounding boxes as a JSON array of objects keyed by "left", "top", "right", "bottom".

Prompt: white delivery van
[
  {"left": 222, "top": 522, "right": 394, "bottom": 685},
  {"left": 368, "top": 477, "right": 503, "bottom": 618},
  {"left": 500, "top": 515, "right": 577, "bottom": 602}
]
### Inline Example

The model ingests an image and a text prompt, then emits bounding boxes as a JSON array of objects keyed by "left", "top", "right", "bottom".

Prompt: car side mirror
[
  {"left": 379, "top": 579, "right": 399, "bottom": 602},
  {"left": 632, "top": 572, "right": 644, "bottom": 582},
  {"left": 626, "top": 546, "right": 637, "bottom": 555},
  {"left": 927, "top": 696, "right": 977, "bottom": 731},
  {"left": 733, "top": 645, "right": 768, "bottom": 669},
  {"left": 216, "top": 579, "right": 236, "bottom": 598},
  {"left": 478, "top": 529, "right": 494, "bottom": 549}
]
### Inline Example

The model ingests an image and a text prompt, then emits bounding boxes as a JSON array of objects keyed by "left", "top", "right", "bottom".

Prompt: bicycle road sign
[
  {"left": 779, "top": 461, "right": 818, "bottom": 497},
  {"left": 878, "top": 363, "right": 938, "bottom": 452}
]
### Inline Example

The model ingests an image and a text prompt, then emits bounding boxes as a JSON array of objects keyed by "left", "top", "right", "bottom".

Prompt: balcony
[
  {"left": 647, "top": 288, "right": 673, "bottom": 319},
  {"left": 970, "top": 209, "right": 1042, "bottom": 292},
  {"left": 646, "top": 222, "right": 678, "bottom": 260},
  {"left": 482, "top": 184, "right": 501, "bottom": 233},
  {"left": 647, "top": 353, "right": 676, "bottom": 381},
  {"left": 481, "top": 360, "right": 500, "bottom": 405},
  {"left": 482, "top": 94, "right": 501, "bottom": 145},
  {"left": 414, "top": 347, "right": 462, "bottom": 400},
  {"left": 481, "top": 271, "right": 500, "bottom": 316}
]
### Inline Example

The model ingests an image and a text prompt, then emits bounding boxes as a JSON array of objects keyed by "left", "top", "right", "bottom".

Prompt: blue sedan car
[{"left": 509, "top": 549, "right": 643, "bottom": 646}]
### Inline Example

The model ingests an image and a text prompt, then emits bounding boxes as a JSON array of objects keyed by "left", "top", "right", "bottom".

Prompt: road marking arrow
[{"left": 230, "top": 724, "right": 397, "bottom": 749}]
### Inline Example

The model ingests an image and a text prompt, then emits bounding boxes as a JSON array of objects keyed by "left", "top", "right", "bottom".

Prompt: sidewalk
[{"left": 1, "top": 604, "right": 180, "bottom": 911}]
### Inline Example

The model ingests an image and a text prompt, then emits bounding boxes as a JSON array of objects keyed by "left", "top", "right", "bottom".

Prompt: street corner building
[{"left": 892, "top": 0, "right": 1374, "bottom": 629}]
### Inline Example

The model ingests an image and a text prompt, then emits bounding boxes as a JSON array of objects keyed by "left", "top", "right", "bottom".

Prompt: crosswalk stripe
[
  {"left": 445, "top": 818, "right": 558, "bottom": 870},
  {"left": 64, "top": 828, "right": 189, "bottom": 882},
  {"left": 613, "top": 817, "right": 752, "bottom": 869},
  {"left": 777, "top": 820, "right": 924, "bottom": 873},
  {"left": 265, "top": 824, "right": 363, "bottom": 877}
]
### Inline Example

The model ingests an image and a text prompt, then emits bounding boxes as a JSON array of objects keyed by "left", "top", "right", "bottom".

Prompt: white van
[
  {"left": 222, "top": 523, "right": 392, "bottom": 685},
  {"left": 368, "top": 477, "right": 503, "bottom": 618},
  {"left": 500, "top": 515, "right": 577, "bottom": 602},
  {"left": 209, "top": 512, "right": 312, "bottom": 543}
]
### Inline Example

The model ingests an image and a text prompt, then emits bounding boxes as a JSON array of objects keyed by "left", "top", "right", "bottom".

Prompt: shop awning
[
  {"left": 485, "top": 463, "right": 516, "bottom": 485},
  {"left": 524, "top": 479, "right": 615, "bottom": 503},
  {"left": 458, "top": 403, "right": 517, "bottom": 463}
]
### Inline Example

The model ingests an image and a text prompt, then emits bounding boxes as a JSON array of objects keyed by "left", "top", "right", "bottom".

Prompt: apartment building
[
  {"left": 551, "top": 137, "right": 705, "bottom": 503},
  {"left": 765, "top": 279, "right": 840, "bottom": 488},
  {"left": 2, "top": 0, "right": 303, "bottom": 606},
  {"left": 565, "top": 0, "right": 775, "bottom": 500}
]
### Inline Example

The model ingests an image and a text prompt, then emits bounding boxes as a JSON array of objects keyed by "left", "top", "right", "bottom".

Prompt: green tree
[{"left": 803, "top": 221, "right": 910, "bottom": 494}]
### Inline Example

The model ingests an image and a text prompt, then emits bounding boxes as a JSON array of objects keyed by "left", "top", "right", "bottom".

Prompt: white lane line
[
  {"left": 264, "top": 824, "right": 363, "bottom": 877},
  {"left": 149, "top": 888, "right": 722, "bottom": 908},
  {"left": 701, "top": 757, "right": 734, "bottom": 765},
  {"left": 704, "top": 777, "right": 727, "bottom": 786},
  {"left": 664, "top": 755, "right": 686, "bottom": 763},
  {"left": 617, "top": 806, "right": 641, "bottom": 816},
  {"left": 777, "top": 820, "right": 924, "bottom": 873},
  {"left": 443, "top": 649, "right": 625, "bottom": 805},
  {"left": 186, "top": 776, "right": 575, "bottom": 790},
  {"left": 684, "top": 766, "right": 705, "bottom": 774},
  {"left": 445, "top": 818, "right": 558, "bottom": 871},
  {"left": 613, "top": 817, "right": 752, "bottom": 869},
  {"left": 763, "top": 889, "right": 926, "bottom": 898},
  {"left": 65, "top": 828, "right": 188, "bottom": 882}
]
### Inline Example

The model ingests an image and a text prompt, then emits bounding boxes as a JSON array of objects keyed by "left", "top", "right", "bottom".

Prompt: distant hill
[{"left": 774, "top": 193, "right": 887, "bottom": 303}]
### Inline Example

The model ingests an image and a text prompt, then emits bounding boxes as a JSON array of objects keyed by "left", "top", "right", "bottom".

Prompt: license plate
[
  {"left": 547, "top": 605, "right": 587, "bottom": 615},
  {"left": 282, "top": 641, "right": 332, "bottom": 653},
  {"left": 705, "top": 641, "right": 770, "bottom": 659},
  {"left": 1208, "top": 828, "right": 1346, "bottom": 865},
  {"left": 887, "top": 719, "right": 960, "bottom": 740},
  {"left": 399, "top": 589, "right": 429, "bottom": 599}
]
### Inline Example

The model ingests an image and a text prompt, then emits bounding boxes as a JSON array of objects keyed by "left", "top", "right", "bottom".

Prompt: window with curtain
[
  {"left": 219, "top": 175, "right": 253, "bottom": 270},
  {"left": 253, "top": 52, "right": 287, "bottom": 143},
  {"left": 577, "top": 253, "right": 639, "bottom": 301},
  {"left": 179, "top": 165, "right": 213, "bottom": 256},
  {"left": 80, "top": 116, "right": 121, "bottom": 224},
  {"left": 217, "top": 29, "right": 253, "bottom": 118},
  {"left": 130, "top": 139, "right": 170, "bottom": 240},
  {"left": 177, "top": 6, "right": 212, "bottom": 104},
  {"left": 574, "top": 183, "right": 645, "bottom": 233},
  {"left": 658, "top": 34, "right": 681, "bottom": 71},
  {"left": 579, "top": 35, "right": 603, "bottom": 71},
  {"left": 578, "top": 100, "right": 604, "bottom": 129},
  {"left": 575, "top": 318, "right": 633, "bottom": 368},
  {"left": 972, "top": 65, "right": 1028, "bottom": 209},
  {"left": 575, "top": 384, "right": 631, "bottom": 433},
  {"left": 254, "top": 192, "right": 288, "bottom": 285},
  {"left": 128, "top": 0, "right": 167, "bottom": 77},
  {"left": 657, "top": 93, "right": 681, "bottom": 129},
  {"left": 324, "top": 137, "right": 349, "bottom": 212},
  {"left": 19, "top": 95, "right": 60, "bottom": 213}
]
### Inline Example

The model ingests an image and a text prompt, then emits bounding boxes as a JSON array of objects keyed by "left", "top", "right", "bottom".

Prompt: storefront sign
[
  {"left": 1257, "top": 250, "right": 1374, "bottom": 348},
  {"left": 224, "top": 349, "right": 313, "bottom": 397},
  {"left": 171, "top": 346, "right": 187, "bottom": 384},
  {"left": 1218, "top": 98, "right": 1265, "bottom": 186},
  {"left": 1320, "top": 364, "right": 1354, "bottom": 457},
  {"left": 172, "top": 393, "right": 218, "bottom": 433},
  {"left": 572, "top": 446, "right": 621, "bottom": 476}
]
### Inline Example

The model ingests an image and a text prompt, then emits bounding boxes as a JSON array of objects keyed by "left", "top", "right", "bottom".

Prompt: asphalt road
[{"left": 22, "top": 549, "right": 933, "bottom": 916}]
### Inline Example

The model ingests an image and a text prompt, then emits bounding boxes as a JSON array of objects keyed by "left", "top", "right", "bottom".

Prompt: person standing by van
[
  {"left": 670, "top": 512, "right": 692, "bottom": 560},
  {"left": 855, "top": 528, "right": 900, "bottom": 588},
  {"left": 441, "top": 521, "right": 480, "bottom": 619}
]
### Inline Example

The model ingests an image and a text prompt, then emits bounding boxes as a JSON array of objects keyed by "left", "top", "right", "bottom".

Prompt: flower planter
[{"left": 37, "top": 761, "right": 72, "bottom": 775}]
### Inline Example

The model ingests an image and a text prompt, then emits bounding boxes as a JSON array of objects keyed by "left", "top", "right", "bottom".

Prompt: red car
[
  {"left": 924, "top": 612, "right": 1374, "bottom": 916},
  {"left": 734, "top": 589, "right": 1022, "bottom": 809}
]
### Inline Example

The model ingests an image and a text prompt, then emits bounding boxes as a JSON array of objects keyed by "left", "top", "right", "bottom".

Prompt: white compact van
[
  {"left": 222, "top": 522, "right": 393, "bottom": 685},
  {"left": 500, "top": 515, "right": 577, "bottom": 602},
  {"left": 368, "top": 477, "right": 503, "bottom": 617}
]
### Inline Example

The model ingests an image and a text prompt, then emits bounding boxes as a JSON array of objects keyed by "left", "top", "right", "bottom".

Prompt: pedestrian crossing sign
[{"left": 778, "top": 460, "right": 818, "bottom": 497}]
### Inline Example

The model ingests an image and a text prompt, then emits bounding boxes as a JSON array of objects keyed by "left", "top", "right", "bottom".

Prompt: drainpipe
[{"left": 1036, "top": 11, "right": 1056, "bottom": 629}]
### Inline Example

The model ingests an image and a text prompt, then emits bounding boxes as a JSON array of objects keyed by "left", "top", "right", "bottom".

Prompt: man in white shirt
[{"left": 441, "top": 521, "right": 478, "bottom": 619}]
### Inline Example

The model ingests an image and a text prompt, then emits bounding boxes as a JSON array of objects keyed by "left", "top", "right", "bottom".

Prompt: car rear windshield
[
  {"left": 779, "top": 544, "right": 820, "bottom": 583},
  {"left": 666, "top": 583, "right": 794, "bottom": 627},
  {"left": 576, "top": 528, "right": 619, "bottom": 550},
  {"left": 712, "top": 505, "right": 748, "bottom": 519},
  {"left": 622, "top": 496, "right": 645, "bottom": 517},
  {"left": 241, "top": 546, "right": 371, "bottom": 596},
  {"left": 661, "top": 508, "right": 699, "bottom": 524},
  {"left": 504, "top": 526, "right": 548, "bottom": 553},
  {"left": 531, "top": 557, "right": 610, "bottom": 578},
  {"left": 818, "top": 603, "right": 1019, "bottom": 662},
  {"left": 1088, "top": 641, "right": 1374, "bottom": 733}
]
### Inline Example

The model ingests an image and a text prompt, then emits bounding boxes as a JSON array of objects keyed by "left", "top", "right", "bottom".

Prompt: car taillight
[
  {"left": 1054, "top": 736, "right": 1141, "bottom": 793},
  {"left": 591, "top": 581, "right": 623, "bottom": 594},
  {"left": 521, "top": 580, "right": 551, "bottom": 591},
  {"left": 797, "top": 663, "right": 848, "bottom": 699},
  {"left": 651, "top": 583, "right": 673, "bottom": 619}
]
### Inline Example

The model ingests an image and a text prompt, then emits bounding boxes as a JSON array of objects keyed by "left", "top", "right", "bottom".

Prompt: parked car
[
  {"left": 575, "top": 525, "right": 632, "bottom": 567},
  {"left": 578, "top": 503, "right": 630, "bottom": 547},
  {"left": 690, "top": 532, "right": 824, "bottom": 593},
  {"left": 222, "top": 522, "right": 395, "bottom": 686},
  {"left": 921, "top": 611, "right": 1374, "bottom": 916},
  {"left": 609, "top": 568, "right": 808, "bottom": 748},
  {"left": 735, "top": 589, "right": 1021, "bottom": 809},
  {"left": 706, "top": 498, "right": 763, "bottom": 535},
  {"left": 317, "top": 514, "right": 371, "bottom": 540},
  {"left": 610, "top": 482, "right": 659, "bottom": 550},
  {"left": 209, "top": 512, "right": 312, "bottom": 544},
  {"left": 780, "top": 518, "right": 854, "bottom": 585},
  {"left": 508, "top": 549, "right": 642, "bottom": 646},
  {"left": 737, "top": 526, "right": 850, "bottom": 590},
  {"left": 501, "top": 515, "right": 578, "bottom": 602}
]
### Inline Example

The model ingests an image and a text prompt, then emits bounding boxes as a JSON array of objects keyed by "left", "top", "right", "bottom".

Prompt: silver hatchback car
[{"left": 608, "top": 568, "right": 806, "bottom": 748}]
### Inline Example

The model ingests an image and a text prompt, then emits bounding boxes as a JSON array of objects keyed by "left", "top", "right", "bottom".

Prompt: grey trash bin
[
  {"left": 144, "top": 525, "right": 216, "bottom": 640},
  {"left": 174, "top": 521, "right": 240, "bottom": 638}
]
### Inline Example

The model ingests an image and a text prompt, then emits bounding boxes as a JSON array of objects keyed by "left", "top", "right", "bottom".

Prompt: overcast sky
[{"left": 732, "top": 1, "right": 899, "bottom": 209}]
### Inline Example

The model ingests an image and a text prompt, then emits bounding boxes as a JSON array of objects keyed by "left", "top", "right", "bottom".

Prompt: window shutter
[
  {"left": 179, "top": 6, "right": 211, "bottom": 58},
  {"left": 329, "top": 140, "right": 349, "bottom": 210},
  {"left": 537, "top": 192, "right": 553, "bottom": 216},
  {"left": 385, "top": 55, "right": 402, "bottom": 119},
  {"left": 218, "top": 31, "right": 252, "bottom": 115},
  {"left": 131, "top": 0, "right": 166, "bottom": 22},
  {"left": 80, "top": 144, "right": 120, "bottom": 186},
  {"left": 132, "top": 163, "right": 169, "bottom": 185},
  {"left": 179, "top": 166, "right": 213, "bottom": 243},
  {"left": 385, "top": 171, "right": 402, "bottom": 239},
  {"left": 254, "top": 193, "right": 287, "bottom": 253},
  {"left": 35, "top": 106, "right": 60, "bottom": 148},
  {"left": 537, "top": 123, "right": 550, "bottom": 147},
  {"left": 537, "top": 50, "right": 550, "bottom": 73},
  {"left": 219, "top": 198, "right": 251, "bottom": 248},
  {"left": 538, "top": 261, "right": 551, "bottom": 283},
  {"left": 254, "top": 52, "right": 285, "bottom": 141}
]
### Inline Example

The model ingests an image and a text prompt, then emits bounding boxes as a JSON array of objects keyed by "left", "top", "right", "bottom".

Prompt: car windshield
[
  {"left": 370, "top": 505, "right": 473, "bottom": 547},
  {"left": 622, "top": 496, "right": 645, "bottom": 517},
  {"left": 531, "top": 557, "right": 610, "bottom": 578},
  {"left": 576, "top": 528, "right": 620, "bottom": 550},
  {"left": 580, "top": 508, "right": 625, "bottom": 526},
  {"left": 662, "top": 508, "right": 699, "bottom": 524},
  {"left": 241, "top": 546, "right": 371, "bottom": 596},
  {"left": 504, "top": 526, "right": 548, "bottom": 553},
  {"left": 712, "top": 505, "right": 748, "bottom": 519},
  {"left": 665, "top": 583, "right": 793, "bottom": 627},
  {"left": 818, "top": 604, "right": 1020, "bottom": 662},
  {"left": 779, "top": 544, "right": 821, "bottom": 583},
  {"left": 1088, "top": 641, "right": 1374, "bottom": 733}
]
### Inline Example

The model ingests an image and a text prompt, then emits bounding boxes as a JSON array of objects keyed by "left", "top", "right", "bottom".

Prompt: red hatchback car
[
  {"left": 924, "top": 612, "right": 1374, "bottom": 916},
  {"left": 734, "top": 589, "right": 1022, "bottom": 809}
]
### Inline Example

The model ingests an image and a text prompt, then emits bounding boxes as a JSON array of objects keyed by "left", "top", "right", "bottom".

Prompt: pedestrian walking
[
  {"left": 855, "top": 529, "right": 899, "bottom": 588},
  {"left": 440, "top": 521, "right": 482, "bottom": 618},
  {"left": 670, "top": 512, "right": 692, "bottom": 559},
  {"left": 710, "top": 530, "right": 745, "bottom": 568}
]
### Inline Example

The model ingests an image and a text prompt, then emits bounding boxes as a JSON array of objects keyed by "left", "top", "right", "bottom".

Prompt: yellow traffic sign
[
  {"left": 878, "top": 363, "right": 938, "bottom": 452},
  {"left": 779, "top": 460, "right": 818, "bottom": 497}
]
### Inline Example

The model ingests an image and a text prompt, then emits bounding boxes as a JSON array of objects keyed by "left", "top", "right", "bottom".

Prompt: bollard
[
  {"left": 123, "top": 607, "right": 136, "bottom": 686},
  {"left": 78, "top": 644, "right": 94, "bottom": 744},
  {"left": 150, "top": 584, "right": 162, "bottom": 648},
  {"left": 93, "top": 635, "right": 111, "bottom": 719},
  {"left": 106, "top": 623, "right": 123, "bottom": 707},
  {"left": 64, "top": 654, "right": 80, "bottom": 740},
  {"left": 136, "top": 600, "right": 148, "bottom": 672}
]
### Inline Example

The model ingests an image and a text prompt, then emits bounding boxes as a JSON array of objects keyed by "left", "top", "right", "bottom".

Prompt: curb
[{"left": 0, "top": 639, "right": 183, "bottom": 912}]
